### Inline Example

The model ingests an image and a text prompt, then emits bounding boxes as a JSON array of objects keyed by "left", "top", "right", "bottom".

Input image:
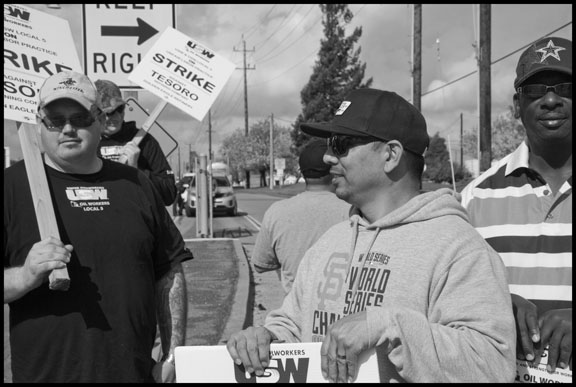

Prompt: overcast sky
[{"left": 4, "top": 4, "right": 573, "bottom": 174}]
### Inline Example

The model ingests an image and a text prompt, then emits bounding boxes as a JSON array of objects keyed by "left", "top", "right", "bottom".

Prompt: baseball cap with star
[{"left": 514, "top": 36, "right": 572, "bottom": 88}]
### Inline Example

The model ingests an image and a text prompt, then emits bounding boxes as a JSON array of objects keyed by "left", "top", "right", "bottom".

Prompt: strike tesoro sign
[{"left": 128, "top": 27, "right": 235, "bottom": 122}]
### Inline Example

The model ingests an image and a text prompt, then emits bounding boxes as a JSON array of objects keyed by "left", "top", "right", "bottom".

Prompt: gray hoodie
[{"left": 264, "top": 188, "right": 516, "bottom": 382}]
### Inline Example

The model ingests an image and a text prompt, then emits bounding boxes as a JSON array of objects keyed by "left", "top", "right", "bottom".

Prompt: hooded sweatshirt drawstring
[
  {"left": 345, "top": 222, "right": 381, "bottom": 305},
  {"left": 344, "top": 216, "right": 360, "bottom": 284}
]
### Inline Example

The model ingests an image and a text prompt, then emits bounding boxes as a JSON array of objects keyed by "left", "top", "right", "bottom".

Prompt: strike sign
[
  {"left": 4, "top": 4, "right": 82, "bottom": 124},
  {"left": 128, "top": 27, "right": 236, "bottom": 122}
]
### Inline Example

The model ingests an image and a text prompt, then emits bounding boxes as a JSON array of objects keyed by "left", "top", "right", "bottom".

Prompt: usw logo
[
  {"left": 186, "top": 40, "right": 215, "bottom": 59},
  {"left": 66, "top": 188, "right": 108, "bottom": 201},
  {"left": 4, "top": 5, "right": 31, "bottom": 21},
  {"left": 234, "top": 357, "right": 310, "bottom": 383}
]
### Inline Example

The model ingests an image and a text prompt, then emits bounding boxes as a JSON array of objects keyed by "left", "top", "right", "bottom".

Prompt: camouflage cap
[{"left": 95, "top": 79, "right": 126, "bottom": 113}]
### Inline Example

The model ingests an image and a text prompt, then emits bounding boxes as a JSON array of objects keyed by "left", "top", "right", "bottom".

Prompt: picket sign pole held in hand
[
  {"left": 117, "top": 100, "right": 168, "bottom": 164},
  {"left": 17, "top": 122, "right": 70, "bottom": 291}
]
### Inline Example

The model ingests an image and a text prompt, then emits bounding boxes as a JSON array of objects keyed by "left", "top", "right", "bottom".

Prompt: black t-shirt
[{"left": 3, "top": 159, "right": 192, "bottom": 382}]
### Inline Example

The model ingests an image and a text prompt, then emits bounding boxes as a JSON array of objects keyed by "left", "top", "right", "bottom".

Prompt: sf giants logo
[
  {"left": 317, "top": 252, "right": 348, "bottom": 310},
  {"left": 234, "top": 358, "right": 309, "bottom": 383}
]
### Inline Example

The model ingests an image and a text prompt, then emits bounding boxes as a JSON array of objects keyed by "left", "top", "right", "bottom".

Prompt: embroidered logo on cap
[
  {"left": 59, "top": 78, "right": 76, "bottom": 87},
  {"left": 335, "top": 101, "right": 351, "bottom": 115},
  {"left": 536, "top": 39, "right": 566, "bottom": 62}
]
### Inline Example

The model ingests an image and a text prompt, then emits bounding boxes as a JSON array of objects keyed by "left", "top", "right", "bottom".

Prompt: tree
[
  {"left": 423, "top": 133, "right": 470, "bottom": 183},
  {"left": 219, "top": 119, "right": 296, "bottom": 187},
  {"left": 463, "top": 106, "right": 525, "bottom": 162},
  {"left": 424, "top": 133, "right": 452, "bottom": 183},
  {"left": 291, "top": 4, "right": 373, "bottom": 149}
]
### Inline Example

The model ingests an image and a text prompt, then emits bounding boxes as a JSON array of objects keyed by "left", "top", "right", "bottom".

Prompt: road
[
  {"left": 169, "top": 190, "right": 289, "bottom": 328},
  {"left": 170, "top": 190, "right": 285, "bottom": 238}
]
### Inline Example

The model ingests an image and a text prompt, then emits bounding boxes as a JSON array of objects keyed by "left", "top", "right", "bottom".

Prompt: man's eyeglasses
[
  {"left": 38, "top": 112, "right": 96, "bottom": 130},
  {"left": 517, "top": 82, "right": 572, "bottom": 99},
  {"left": 327, "top": 134, "right": 382, "bottom": 157},
  {"left": 105, "top": 105, "right": 125, "bottom": 116}
]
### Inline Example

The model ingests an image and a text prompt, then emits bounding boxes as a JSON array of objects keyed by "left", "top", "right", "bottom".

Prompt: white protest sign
[
  {"left": 515, "top": 348, "right": 572, "bottom": 383},
  {"left": 4, "top": 4, "right": 82, "bottom": 124},
  {"left": 175, "top": 342, "right": 380, "bottom": 383},
  {"left": 128, "top": 27, "right": 236, "bottom": 122}
]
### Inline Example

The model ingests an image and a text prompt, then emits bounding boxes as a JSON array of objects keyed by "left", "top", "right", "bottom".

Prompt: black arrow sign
[{"left": 101, "top": 17, "right": 159, "bottom": 46}]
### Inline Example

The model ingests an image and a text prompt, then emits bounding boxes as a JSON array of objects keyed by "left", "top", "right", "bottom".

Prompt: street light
[{"left": 47, "top": 4, "right": 61, "bottom": 9}]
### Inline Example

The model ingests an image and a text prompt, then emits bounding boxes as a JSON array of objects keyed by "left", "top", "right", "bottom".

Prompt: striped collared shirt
[{"left": 461, "top": 141, "right": 572, "bottom": 312}]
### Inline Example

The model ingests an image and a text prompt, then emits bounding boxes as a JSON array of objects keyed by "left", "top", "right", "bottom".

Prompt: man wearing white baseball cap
[{"left": 4, "top": 70, "right": 192, "bottom": 383}]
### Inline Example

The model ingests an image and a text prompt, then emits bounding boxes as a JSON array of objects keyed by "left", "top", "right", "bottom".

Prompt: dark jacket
[{"left": 99, "top": 121, "right": 177, "bottom": 205}]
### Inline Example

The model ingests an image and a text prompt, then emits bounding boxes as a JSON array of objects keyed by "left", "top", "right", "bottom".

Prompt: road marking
[{"left": 243, "top": 213, "right": 261, "bottom": 231}]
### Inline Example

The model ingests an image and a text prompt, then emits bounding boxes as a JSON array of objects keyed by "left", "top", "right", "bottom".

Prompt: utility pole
[
  {"left": 269, "top": 113, "right": 274, "bottom": 190},
  {"left": 460, "top": 112, "right": 464, "bottom": 169},
  {"left": 177, "top": 146, "right": 181, "bottom": 179},
  {"left": 234, "top": 36, "right": 255, "bottom": 136},
  {"left": 479, "top": 4, "right": 491, "bottom": 172},
  {"left": 189, "top": 143, "right": 193, "bottom": 173},
  {"left": 411, "top": 4, "right": 422, "bottom": 111},
  {"left": 208, "top": 109, "right": 212, "bottom": 163}
]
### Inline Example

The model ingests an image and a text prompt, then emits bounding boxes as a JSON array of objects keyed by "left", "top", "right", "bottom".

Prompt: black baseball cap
[
  {"left": 514, "top": 36, "right": 572, "bottom": 88},
  {"left": 300, "top": 88, "right": 429, "bottom": 156},
  {"left": 299, "top": 140, "right": 331, "bottom": 178}
]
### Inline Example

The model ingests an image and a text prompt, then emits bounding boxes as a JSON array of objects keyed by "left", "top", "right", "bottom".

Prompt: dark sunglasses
[
  {"left": 106, "top": 105, "right": 125, "bottom": 116},
  {"left": 327, "top": 134, "right": 382, "bottom": 157},
  {"left": 39, "top": 112, "right": 96, "bottom": 130},
  {"left": 517, "top": 82, "right": 572, "bottom": 99}
]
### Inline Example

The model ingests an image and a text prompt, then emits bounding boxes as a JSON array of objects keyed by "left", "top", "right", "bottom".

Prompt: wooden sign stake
[{"left": 17, "top": 122, "right": 70, "bottom": 291}]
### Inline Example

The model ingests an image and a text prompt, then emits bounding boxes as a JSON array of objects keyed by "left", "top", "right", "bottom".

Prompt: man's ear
[
  {"left": 383, "top": 141, "right": 403, "bottom": 173},
  {"left": 513, "top": 94, "right": 520, "bottom": 119}
]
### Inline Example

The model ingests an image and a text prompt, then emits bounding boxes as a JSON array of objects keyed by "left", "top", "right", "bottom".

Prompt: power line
[
  {"left": 422, "top": 21, "right": 572, "bottom": 97},
  {"left": 255, "top": 5, "right": 317, "bottom": 62},
  {"left": 249, "top": 45, "right": 319, "bottom": 88},
  {"left": 242, "top": 4, "right": 278, "bottom": 41},
  {"left": 257, "top": 12, "right": 323, "bottom": 65},
  {"left": 253, "top": 4, "right": 299, "bottom": 49}
]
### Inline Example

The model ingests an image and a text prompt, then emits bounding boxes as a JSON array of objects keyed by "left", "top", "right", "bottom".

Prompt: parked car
[
  {"left": 283, "top": 174, "right": 297, "bottom": 185},
  {"left": 184, "top": 174, "right": 238, "bottom": 217},
  {"left": 174, "top": 173, "right": 195, "bottom": 215}
]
